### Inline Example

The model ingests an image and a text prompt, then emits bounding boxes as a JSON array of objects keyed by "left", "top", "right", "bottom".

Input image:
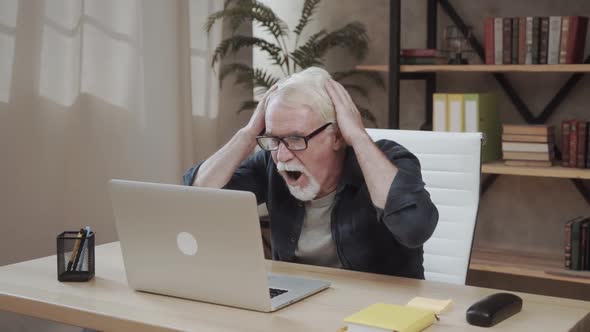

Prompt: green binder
[{"left": 463, "top": 93, "right": 502, "bottom": 163}]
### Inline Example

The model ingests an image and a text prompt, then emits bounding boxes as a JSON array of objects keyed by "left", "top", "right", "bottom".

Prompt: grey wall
[{"left": 314, "top": 0, "right": 590, "bottom": 255}]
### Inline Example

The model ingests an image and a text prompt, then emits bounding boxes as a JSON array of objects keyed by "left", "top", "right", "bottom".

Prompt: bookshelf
[
  {"left": 482, "top": 162, "right": 590, "bottom": 179},
  {"left": 470, "top": 247, "right": 590, "bottom": 285},
  {"left": 357, "top": 64, "right": 590, "bottom": 73},
  {"left": 380, "top": 0, "right": 590, "bottom": 298}
]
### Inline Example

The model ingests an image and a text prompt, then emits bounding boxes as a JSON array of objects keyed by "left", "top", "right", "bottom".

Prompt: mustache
[{"left": 276, "top": 161, "right": 306, "bottom": 172}]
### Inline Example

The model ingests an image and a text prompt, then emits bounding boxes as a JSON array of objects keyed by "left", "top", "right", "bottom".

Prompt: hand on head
[
  {"left": 244, "top": 84, "right": 278, "bottom": 138},
  {"left": 324, "top": 79, "right": 366, "bottom": 145}
]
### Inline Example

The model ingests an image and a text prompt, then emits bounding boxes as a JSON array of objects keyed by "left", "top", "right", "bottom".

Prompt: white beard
[{"left": 276, "top": 161, "right": 321, "bottom": 201}]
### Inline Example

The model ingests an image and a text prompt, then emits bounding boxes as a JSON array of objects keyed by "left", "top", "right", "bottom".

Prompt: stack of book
[
  {"left": 400, "top": 48, "right": 447, "bottom": 65},
  {"left": 561, "top": 119, "right": 589, "bottom": 168},
  {"left": 484, "top": 16, "right": 588, "bottom": 64},
  {"left": 565, "top": 216, "right": 590, "bottom": 271},
  {"left": 502, "top": 125, "right": 555, "bottom": 167}
]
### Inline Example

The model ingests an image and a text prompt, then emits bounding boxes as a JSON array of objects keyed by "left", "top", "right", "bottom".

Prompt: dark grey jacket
[{"left": 183, "top": 139, "right": 438, "bottom": 279}]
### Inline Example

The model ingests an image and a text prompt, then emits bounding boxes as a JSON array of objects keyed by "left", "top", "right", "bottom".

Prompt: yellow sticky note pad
[{"left": 406, "top": 297, "right": 453, "bottom": 314}]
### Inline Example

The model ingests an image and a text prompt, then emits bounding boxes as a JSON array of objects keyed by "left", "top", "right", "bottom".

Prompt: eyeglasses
[{"left": 256, "top": 123, "right": 333, "bottom": 151}]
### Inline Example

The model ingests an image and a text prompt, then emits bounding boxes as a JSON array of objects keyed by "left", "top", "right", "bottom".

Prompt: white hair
[{"left": 266, "top": 67, "right": 336, "bottom": 126}]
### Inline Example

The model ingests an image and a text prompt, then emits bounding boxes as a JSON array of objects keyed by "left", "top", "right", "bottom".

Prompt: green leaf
[
  {"left": 205, "top": 2, "right": 288, "bottom": 40},
  {"left": 237, "top": 100, "right": 259, "bottom": 113},
  {"left": 219, "top": 63, "right": 280, "bottom": 90},
  {"left": 294, "top": 0, "right": 321, "bottom": 35},
  {"left": 332, "top": 69, "right": 385, "bottom": 89},
  {"left": 212, "top": 35, "right": 283, "bottom": 67},
  {"left": 290, "top": 30, "right": 328, "bottom": 69},
  {"left": 290, "top": 22, "right": 368, "bottom": 69}
]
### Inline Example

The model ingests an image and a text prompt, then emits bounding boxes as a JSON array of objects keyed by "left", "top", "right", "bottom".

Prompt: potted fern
[{"left": 206, "top": 0, "right": 384, "bottom": 125}]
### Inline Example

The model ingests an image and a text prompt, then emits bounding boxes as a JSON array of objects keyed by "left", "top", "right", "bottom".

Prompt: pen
[{"left": 67, "top": 229, "right": 85, "bottom": 272}]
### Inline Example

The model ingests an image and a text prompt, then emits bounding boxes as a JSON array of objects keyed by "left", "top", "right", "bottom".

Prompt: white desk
[{"left": 1, "top": 242, "right": 589, "bottom": 331}]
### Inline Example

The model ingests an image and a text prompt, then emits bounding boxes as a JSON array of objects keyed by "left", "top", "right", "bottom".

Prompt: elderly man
[{"left": 183, "top": 67, "right": 438, "bottom": 279}]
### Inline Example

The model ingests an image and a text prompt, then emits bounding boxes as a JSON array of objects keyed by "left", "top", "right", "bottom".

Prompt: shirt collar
[{"left": 336, "top": 146, "right": 363, "bottom": 193}]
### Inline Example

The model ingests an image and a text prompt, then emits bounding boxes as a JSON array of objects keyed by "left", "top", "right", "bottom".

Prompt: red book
[
  {"left": 562, "top": 120, "right": 571, "bottom": 166},
  {"left": 578, "top": 121, "right": 587, "bottom": 168},
  {"left": 559, "top": 16, "right": 571, "bottom": 64},
  {"left": 570, "top": 120, "right": 578, "bottom": 168},
  {"left": 567, "top": 17, "right": 590, "bottom": 63},
  {"left": 485, "top": 17, "right": 495, "bottom": 64}
]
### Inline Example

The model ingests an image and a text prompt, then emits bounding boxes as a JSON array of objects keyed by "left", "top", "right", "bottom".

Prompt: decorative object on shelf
[
  {"left": 400, "top": 48, "right": 446, "bottom": 65},
  {"left": 442, "top": 25, "right": 474, "bottom": 64},
  {"left": 205, "top": 0, "right": 383, "bottom": 125}
]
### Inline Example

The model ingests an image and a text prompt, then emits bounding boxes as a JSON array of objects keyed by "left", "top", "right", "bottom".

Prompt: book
[
  {"left": 559, "top": 16, "right": 571, "bottom": 64},
  {"left": 502, "top": 124, "right": 553, "bottom": 136},
  {"left": 587, "top": 121, "right": 590, "bottom": 169},
  {"left": 585, "top": 219, "right": 590, "bottom": 270},
  {"left": 401, "top": 49, "right": 443, "bottom": 57},
  {"left": 485, "top": 17, "right": 495, "bottom": 64},
  {"left": 502, "top": 133, "right": 552, "bottom": 143},
  {"left": 539, "top": 17, "right": 550, "bottom": 64},
  {"left": 582, "top": 221, "right": 589, "bottom": 270},
  {"left": 572, "top": 218, "right": 584, "bottom": 270},
  {"left": 570, "top": 120, "right": 578, "bottom": 168},
  {"left": 343, "top": 303, "right": 435, "bottom": 332},
  {"left": 432, "top": 94, "right": 448, "bottom": 132},
  {"left": 565, "top": 219, "right": 574, "bottom": 269},
  {"left": 503, "top": 18, "right": 513, "bottom": 64},
  {"left": 562, "top": 120, "right": 571, "bottom": 167},
  {"left": 547, "top": 16, "right": 562, "bottom": 64},
  {"left": 502, "top": 151, "right": 552, "bottom": 161},
  {"left": 447, "top": 94, "right": 465, "bottom": 132},
  {"left": 577, "top": 121, "right": 587, "bottom": 168},
  {"left": 524, "top": 17, "right": 533, "bottom": 64},
  {"left": 518, "top": 17, "right": 527, "bottom": 64},
  {"left": 532, "top": 17, "right": 541, "bottom": 64},
  {"left": 464, "top": 93, "right": 501, "bottom": 162},
  {"left": 504, "top": 160, "right": 552, "bottom": 167},
  {"left": 400, "top": 57, "right": 447, "bottom": 65},
  {"left": 502, "top": 142, "right": 551, "bottom": 153},
  {"left": 512, "top": 17, "right": 519, "bottom": 64},
  {"left": 569, "top": 17, "right": 589, "bottom": 64},
  {"left": 494, "top": 17, "right": 504, "bottom": 64}
]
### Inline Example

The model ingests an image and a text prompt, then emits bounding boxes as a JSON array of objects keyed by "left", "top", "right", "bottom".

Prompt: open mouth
[{"left": 285, "top": 171, "right": 302, "bottom": 181}]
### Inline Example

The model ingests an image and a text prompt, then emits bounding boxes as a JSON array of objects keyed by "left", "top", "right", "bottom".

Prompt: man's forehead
[{"left": 265, "top": 99, "right": 320, "bottom": 135}]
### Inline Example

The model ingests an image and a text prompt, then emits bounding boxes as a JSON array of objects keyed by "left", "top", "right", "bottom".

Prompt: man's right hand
[{"left": 244, "top": 85, "right": 278, "bottom": 137}]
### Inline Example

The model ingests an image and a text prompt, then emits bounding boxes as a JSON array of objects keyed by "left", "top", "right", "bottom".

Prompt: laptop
[{"left": 108, "top": 179, "right": 330, "bottom": 312}]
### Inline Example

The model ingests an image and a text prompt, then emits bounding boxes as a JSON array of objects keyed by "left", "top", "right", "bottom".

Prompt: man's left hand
[{"left": 325, "top": 79, "right": 369, "bottom": 145}]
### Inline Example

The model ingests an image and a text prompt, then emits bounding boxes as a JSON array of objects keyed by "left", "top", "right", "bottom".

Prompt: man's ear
[{"left": 332, "top": 129, "right": 345, "bottom": 151}]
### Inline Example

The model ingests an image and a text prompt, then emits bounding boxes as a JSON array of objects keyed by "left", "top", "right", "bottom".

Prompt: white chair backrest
[{"left": 366, "top": 129, "right": 482, "bottom": 285}]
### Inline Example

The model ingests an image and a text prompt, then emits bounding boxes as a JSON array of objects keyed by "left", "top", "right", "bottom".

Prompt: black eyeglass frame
[{"left": 256, "top": 122, "right": 333, "bottom": 151}]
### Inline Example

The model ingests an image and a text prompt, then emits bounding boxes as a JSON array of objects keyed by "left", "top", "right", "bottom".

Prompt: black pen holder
[{"left": 57, "top": 231, "right": 95, "bottom": 282}]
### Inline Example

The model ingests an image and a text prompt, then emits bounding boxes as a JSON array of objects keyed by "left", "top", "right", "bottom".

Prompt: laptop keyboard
[{"left": 269, "top": 288, "right": 288, "bottom": 298}]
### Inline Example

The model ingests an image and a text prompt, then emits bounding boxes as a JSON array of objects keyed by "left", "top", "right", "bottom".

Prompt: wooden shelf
[
  {"left": 470, "top": 247, "right": 590, "bottom": 285},
  {"left": 481, "top": 161, "right": 590, "bottom": 179},
  {"left": 356, "top": 64, "right": 590, "bottom": 73}
]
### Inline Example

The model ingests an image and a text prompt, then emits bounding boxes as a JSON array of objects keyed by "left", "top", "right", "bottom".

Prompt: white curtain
[{"left": 0, "top": 0, "right": 203, "bottom": 267}]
